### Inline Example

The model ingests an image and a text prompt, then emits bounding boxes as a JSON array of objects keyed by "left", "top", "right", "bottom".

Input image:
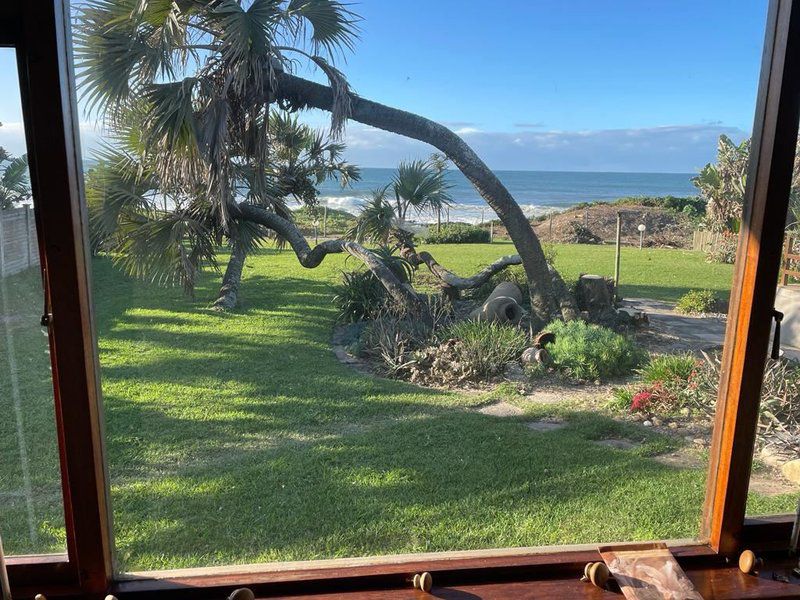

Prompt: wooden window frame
[{"left": 3, "top": 0, "right": 800, "bottom": 597}]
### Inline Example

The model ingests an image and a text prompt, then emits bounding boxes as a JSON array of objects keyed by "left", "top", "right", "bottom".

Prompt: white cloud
[
  {"left": 0, "top": 120, "right": 103, "bottom": 157},
  {"left": 453, "top": 126, "right": 482, "bottom": 135},
  {"left": 0, "top": 116, "right": 746, "bottom": 174},
  {"left": 338, "top": 122, "right": 748, "bottom": 172}
]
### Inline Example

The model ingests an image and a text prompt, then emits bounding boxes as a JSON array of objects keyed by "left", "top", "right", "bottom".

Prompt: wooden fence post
[{"left": 782, "top": 234, "right": 793, "bottom": 285}]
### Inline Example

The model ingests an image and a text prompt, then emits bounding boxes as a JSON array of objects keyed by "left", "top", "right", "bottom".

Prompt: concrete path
[
  {"left": 621, "top": 298, "right": 727, "bottom": 351},
  {"left": 622, "top": 297, "right": 800, "bottom": 359}
]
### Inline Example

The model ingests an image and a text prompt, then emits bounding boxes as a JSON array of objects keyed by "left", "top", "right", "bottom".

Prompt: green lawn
[
  {"left": 419, "top": 241, "right": 736, "bottom": 303},
  {"left": 2, "top": 242, "right": 789, "bottom": 572}
]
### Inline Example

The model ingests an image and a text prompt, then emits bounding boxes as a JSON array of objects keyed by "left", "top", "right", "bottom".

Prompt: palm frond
[
  {"left": 393, "top": 159, "right": 453, "bottom": 220},
  {"left": 348, "top": 185, "right": 395, "bottom": 244},
  {"left": 113, "top": 210, "right": 217, "bottom": 295},
  {"left": 1, "top": 154, "right": 29, "bottom": 196},
  {"left": 284, "top": 0, "right": 360, "bottom": 58}
]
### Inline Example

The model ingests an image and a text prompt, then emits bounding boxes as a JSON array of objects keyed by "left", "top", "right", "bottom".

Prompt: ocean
[{"left": 311, "top": 168, "right": 698, "bottom": 224}]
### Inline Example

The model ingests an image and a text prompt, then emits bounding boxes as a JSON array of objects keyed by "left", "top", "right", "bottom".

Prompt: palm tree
[
  {"left": 348, "top": 186, "right": 395, "bottom": 246},
  {"left": 350, "top": 159, "right": 452, "bottom": 246},
  {"left": 391, "top": 159, "right": 452, "bottom": 227},
  {"left": 75, "top": 0, "right": 575, "bottom": 326},
  {"left": 0, "top": 148, "right": 30, "bottom": 210},
  {"left": 87, "top": 109, "right": 360, "bottom": 307}
]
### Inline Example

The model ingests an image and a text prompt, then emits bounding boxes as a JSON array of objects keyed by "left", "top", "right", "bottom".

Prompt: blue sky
[{"left": 0, "top": 1, "right": 769, "bottom": 172}]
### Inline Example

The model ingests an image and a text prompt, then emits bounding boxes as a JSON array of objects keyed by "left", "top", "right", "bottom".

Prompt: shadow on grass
[
  {"left": 88, "top": 255, "right": 709, "bottom": 570},
  {"left": 109, "top": 407, "right": 707, "bottom": 570}
]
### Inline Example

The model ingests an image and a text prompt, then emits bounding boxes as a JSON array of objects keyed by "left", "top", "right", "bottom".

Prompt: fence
[
  {"left": 0, "top": 206, "right": 40, "bottom": 277},
  {"left": 782, "top": 234, "right": 800, "bottom": 285},
  {"left": 692, "top": 229, "right": 726, "bottom": 253}
]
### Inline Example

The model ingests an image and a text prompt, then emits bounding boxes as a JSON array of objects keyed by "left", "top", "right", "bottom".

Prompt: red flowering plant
[
  {"left": 630, "top": 389, "right": 653, "bottom": 412},
  {"left": 628, "top": 381, "right": 682, "bottom": 414}
]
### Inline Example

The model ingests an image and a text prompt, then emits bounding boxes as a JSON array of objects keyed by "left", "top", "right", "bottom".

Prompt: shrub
[
  {"left": 332, "top": 270, "right": 387, "bottom": 323},
  {"left": 566, "top": 221, "right": 602, "bottom": 244},
  {"left": 628, "top": 381, "right": 683, "bottom": 414},
  {"left": 606, "top": 353, "right": 697, "bottom": 415},
  {"left": 292, "top": 206, "right": 357, "bottom": 235},
  {"left": 423, "top": 223, "right": 490, "bottom": 244},
  {"left": 332, "top": 250, "right": 413, "bottom": 323},
  {"left": 358, "top": 311, "right": 434, "bottom": 374},
  {"left": 437, "top": 320, "right": 528, "bottom": 379},
  {"left": 705, "top": 232, "right": 739, "bottom": 264},
  {"left": 638, "top": 353, "right": 697, "bottom": 383},
  {"left": 685, "top": 353, "right": 800, "bottom": 441},
  {"left": 542, "top": 319, "right": 643, "bottom": 380},
  {"left": 676, "top": 289, "right": 719, "bottom": 314},
  {"left": 607, "top": 387, "right": 634, "bottom": 411}
]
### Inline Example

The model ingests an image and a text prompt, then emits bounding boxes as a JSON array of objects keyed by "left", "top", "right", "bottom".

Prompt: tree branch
[
  {"left": 267, "top": 71, "right": 576, "bottom": 327},
  {"left": 232, "top": 203, "right": 424, "bottom": 311},
  {"left": 413, "top": 251, "right": 522, "bottom": 290}
]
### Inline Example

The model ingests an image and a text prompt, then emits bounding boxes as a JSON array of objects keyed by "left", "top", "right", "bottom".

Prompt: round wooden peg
[
  {"left": 34, "top": 595, "right": 48, "bottom": 600},
  {"left": 738, "top": 549, "right": 763, "bottom": 574},
  {"left": 411, "top": 571, "right": 433, "bottom": 592},
  {"left": 583, "top": 561, "right": 610, "bottom": 588},
  {"left": 104, "top": 596, "right": 119, "bottom": 600},
  {"left": 228, "top": 589, "right": 256, "bottom": 600}
]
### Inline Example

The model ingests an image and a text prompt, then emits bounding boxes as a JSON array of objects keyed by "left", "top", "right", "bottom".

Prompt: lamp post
[
  {"left": 637, "top": 223, "right": 646, "bottom": 250},
  {"left": 313, "top": 219, "right": 319, "bottom": 245}
]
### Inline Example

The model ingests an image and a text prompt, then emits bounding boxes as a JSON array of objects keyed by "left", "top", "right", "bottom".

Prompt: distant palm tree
[
  {"left": 392, "top": 159, "right": 452, "bottom": 226},
  {"left": 349, "top": 159, "right": 452, "bottom": 247},
  {"left": 0, "top": 147, "right": 30, "bottom": 210},
  {"left": 349, "top": 186, "right": 395, "bottom": 246}
]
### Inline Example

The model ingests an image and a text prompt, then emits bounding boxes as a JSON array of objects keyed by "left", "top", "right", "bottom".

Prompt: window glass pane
[
  {"left": 745, "top": 137, "right": 800, "bottom": 516},
  {"left": 70, "top": 1, "right": 770, "bottom": 571},
  {"left": 0, "top": 48, "right": 66, "bottom": 555}
]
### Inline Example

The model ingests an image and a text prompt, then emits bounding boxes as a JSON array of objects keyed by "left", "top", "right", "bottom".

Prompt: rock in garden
[
  {"left": 781, "top": 459, "right": 800, "bottom": 484},
  {"left": 643, "top": 420, "right": 653, "bottom": 427}
]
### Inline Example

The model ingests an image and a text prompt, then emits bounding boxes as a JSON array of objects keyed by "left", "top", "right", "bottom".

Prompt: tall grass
[{"left": 439, "top": 320, "right": 528, "bottom": 378}]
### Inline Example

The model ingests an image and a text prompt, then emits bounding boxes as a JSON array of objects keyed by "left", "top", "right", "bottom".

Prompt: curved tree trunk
[
  {"left": 232, "top": 203, "right": 425, "bottom": 314},
  {"left": 269, "top": 72, "right": 577, "bottom": 328},
  {"left": 213, "top": 237, "right": 247, "bottom": 311}
]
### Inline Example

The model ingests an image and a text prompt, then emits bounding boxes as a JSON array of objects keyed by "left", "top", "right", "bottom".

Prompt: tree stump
[{"left": 576, "top": 274, "right": 614, "bottom": 313}]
